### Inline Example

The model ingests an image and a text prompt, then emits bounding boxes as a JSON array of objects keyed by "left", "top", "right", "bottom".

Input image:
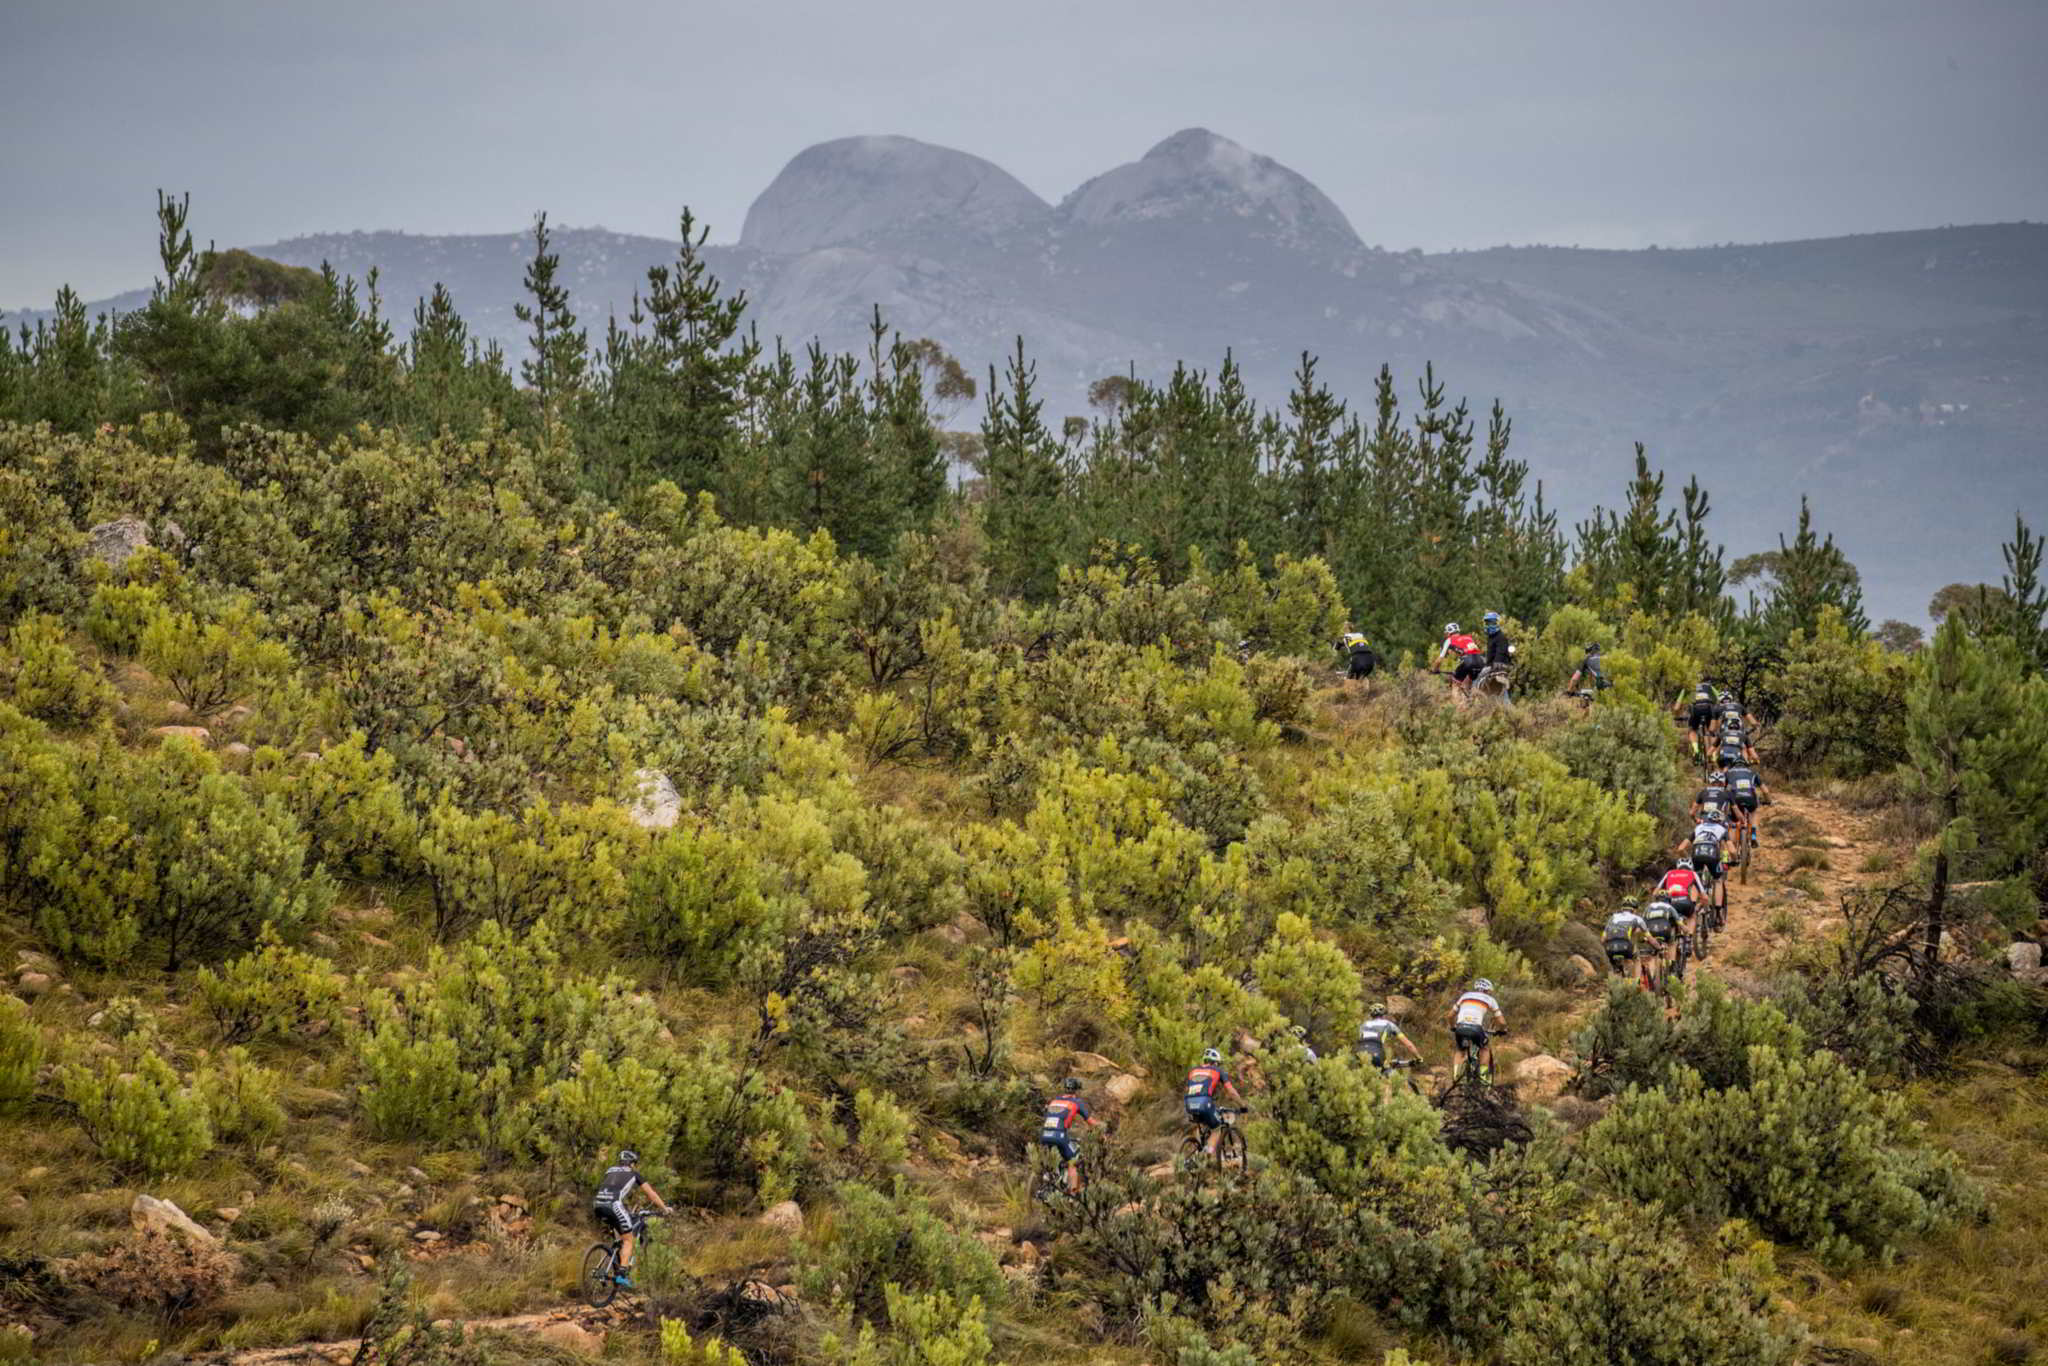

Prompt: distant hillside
[{"left": 20, "top": 132, "right": 2047, "bottom": 621}]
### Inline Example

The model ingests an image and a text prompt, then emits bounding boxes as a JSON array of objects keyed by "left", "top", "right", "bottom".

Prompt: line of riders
[
  {"left": 1330, "top": 614, "right": 1616, "bottom": 707},
  {"left": 585, "top": 673, "right": 1779, "bottom": 1237},
  {"left": 1032, "top": 678, "right": 1772, "bottom": 1197}
]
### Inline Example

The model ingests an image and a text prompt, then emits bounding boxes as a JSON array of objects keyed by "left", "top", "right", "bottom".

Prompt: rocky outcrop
[
  {"left": 741, "top": 135, "right": 1051, "bottom": 254},
  {"left": 627, "top": 769, "right": 682, "bottom": 831},
  {"left": 131, "top": 1194, "right": 218, "bottom": 1246},
  {"left": 1060, "top": 128, "right": 1362, "bottom": 252}
]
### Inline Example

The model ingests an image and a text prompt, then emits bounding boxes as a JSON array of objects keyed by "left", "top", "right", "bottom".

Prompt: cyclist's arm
[
  {"left": 1223, "top": 1081, "right": 1247, "bottom": 1105},
  {"left": 638, "top": 1180, "right": 674, "bottom": 1215},
  {"left": 1398, "top": 1029, "right": 1423, "bottom": 1059}
]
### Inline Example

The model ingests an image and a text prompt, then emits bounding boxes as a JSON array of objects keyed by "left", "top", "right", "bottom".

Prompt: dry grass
[{"left": 1786, "top": 848, "right": 1833, "bottom": 872}]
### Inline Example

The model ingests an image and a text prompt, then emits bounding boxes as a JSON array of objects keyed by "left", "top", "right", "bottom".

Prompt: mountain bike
[
  {"left": 581, "top": 1210, "right": 663, "bottom": 1309},
  {"left": 1453, "top": 1029, "right": 1499, "bottom": 1088},
  {"left": 1373, "top": 1056, "right": 1423, "bottom": 1096},
  {"left": 1178, "top": 1108, "right": 1247, "bottom": 1172}
]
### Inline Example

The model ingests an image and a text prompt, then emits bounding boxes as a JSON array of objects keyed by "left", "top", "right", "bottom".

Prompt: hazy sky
[{"left": 4, "top": 0, "right": 2045, "bottom": 309}]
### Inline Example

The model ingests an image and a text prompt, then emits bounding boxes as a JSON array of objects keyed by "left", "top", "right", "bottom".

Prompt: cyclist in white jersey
[{"left": 1448, "top": 980, "right": 1506, "bottom": 1082}]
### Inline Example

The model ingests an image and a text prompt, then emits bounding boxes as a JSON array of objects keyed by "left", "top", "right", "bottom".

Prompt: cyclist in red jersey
[{"left": 1433, "top": 623, "right": 1486, "bottom": 695}]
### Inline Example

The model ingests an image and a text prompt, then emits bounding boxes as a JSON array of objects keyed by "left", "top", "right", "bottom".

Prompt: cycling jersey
[
  {"left": 1184, "top": 1065, "right": 1227, "bottom": 1106},
  {"left": 1483, "top": 630, "right": 1512, "bottom": 669},
  {"left": 1040, "top": 1095, "right": 1089, "bottom": 1136},
  {"left": 1452, "top": 990, "right": 1499, "bottom": 1028},
  {"left": 1692, "top": 684, "right": 1714, "bottom": 705},
  {"left": 1359, "top": 1016, "right": 1404, "bottom": 1059},
  {"left": 1603, "top": 910, "right": 1651, "bottom": 945},
  {"left": 594, "top": 1164, "right": 642, "bottom": 1205},
  {"left": 1659, "top": 868, "right": 1700, "bottom": 902},
  {"left": 1696, "top": 783, "right": 1730, "bottom": 808},
  {"left": 1642, "top": 899, "right": 1679, "bottom": 941},
  {"left": 1726, "top": 767, "right": 1760, "bottom": 807},
  {"left": 1438, "top": 633, "right": 1483, "bottom": 661}
]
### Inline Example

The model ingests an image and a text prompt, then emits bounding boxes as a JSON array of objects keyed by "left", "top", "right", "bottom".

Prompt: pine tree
[
  {"left": 979, "top": 338, "right": 1067, "bottom": 601},
  {"left": 1965, "top": 516, "right": 2048, "bottom": 673},
  {"left": 513, "top": 212, "right": 588, "bottom": 423},
  {"left": 1758, "top": 497, "right": 1867, "bottom": 641}
]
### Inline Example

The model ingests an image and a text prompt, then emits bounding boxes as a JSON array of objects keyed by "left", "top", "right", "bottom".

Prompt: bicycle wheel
[
  {"left": 1177, "top": 1131, "right": 1207, "bottom": 1169},
  {"left": 581, "top": 1243, "right": 619, "bottom": 1309},
  {"left": 1217, "top": 1123, "right": 1247, "bottom": 1172}
]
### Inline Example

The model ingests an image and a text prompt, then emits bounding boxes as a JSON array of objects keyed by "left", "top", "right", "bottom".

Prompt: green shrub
[
  {"left": 194, "top": 1046, "right": 286, "bottom": 1146},
  {"left": 1252, "top": 913, "right": 1365, "bottom": 1042},
  {"left": 82, "top": 549, "right": 186, "bottom": 656},
  {"left": 1258, "top": 1050, "right": 1447, "bottom": 1201},
  {"left": 0, "top": 467, "right": 84, "bottom": 623},
  {"left": 1, "top": 614, "right": 114, "bottom": 727},
  {"left": 660, "top": 1319, "right": 748, "bottom": 1366},
  {"left": 139, "top": 600, "right": 293, "bottom": 718},
  {"left": 667, "top": 1045, "right": 819, "bottom": 1206},
  {"left": 248, "top": 732, "right": 419, "bottom": 880},
  {"left": 830, "top": 1286, "right": 1001, "bottom": 1366},
  {"left": 60, "top": 1052, "right": 213, "bottom": 1179},
  {"left": 0, "top": 997, "right": 43, "bottom": 1106},
  {"left": 1575, "top": 978, "right": 1806, "bottom": 1099},
  {"left": 418, "top": 797, "right": 630, "bottom": 940},
  {"left": 528, "top": 1050, "right": 675, "bottom": 1178},
  {"left": 1543, "top": 696, "right": 1683, "bottom": 819},
  {"left": 796, "top": 1180, "right": 1002, "bottom": 1326},
  {"left": 25, "top": 732, "right": 334, "bottom": 970},
  {"left": 625, "top": 823, "right": 776, "bottom": 984},
  {"left": 853, "top": 1088, "right": 913, "bottom": 1172},
  {"left": 1582, "top": 1047, "right": 1982, "bottom": 1262},
  {"left": 194, "top": 927, "right": 348, "bottom": 1042}
]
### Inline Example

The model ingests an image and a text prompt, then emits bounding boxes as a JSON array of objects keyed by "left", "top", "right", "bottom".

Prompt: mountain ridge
[{"left": 12, "top": 130, "right": 2047, "bottom": 621}]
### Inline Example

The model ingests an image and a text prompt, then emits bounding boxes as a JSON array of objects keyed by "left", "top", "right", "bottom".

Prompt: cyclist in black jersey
[
  {"left": 591, "top": 1150, "right": 673, "bottom": 1288},
  {"left": 1674, "top": 681, "right": 1718, "bottom": 761}
]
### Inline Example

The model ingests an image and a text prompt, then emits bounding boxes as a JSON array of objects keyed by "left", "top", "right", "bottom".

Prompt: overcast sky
[{"left": 4, "top": 0, "right": 2045, "bottom": 309}]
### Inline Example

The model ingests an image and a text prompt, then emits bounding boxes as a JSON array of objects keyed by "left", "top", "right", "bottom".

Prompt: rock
[
  {"left": 353, "top": 1252, "right": 377, "bottom": 1272},
  {"left": 150, "top": 725, "right": 212, "bottom": 746},
  {"left": 221, "top": 742, "right": 252, "bottom": 759},
  {"left": 1143, "top": 1161, "right": 1175, "bottom": 1181},
  {"left": 2008, "top": 941, "right": 2043, "bottom": 976},
  {"left": 759, "top": 1199, "right": 805, "bottom": 1235},
  {"left": 628, "top": 768, "right": 682, "bottom": 831},
  {"left": 1385, "top": 994, "right": 1415, "bottom": 1018},
  {"left": 85, "top": 516, "right": 153, "bottom": 567},
  {"left": 24, "top": 1168, "right": 47, "bottom": 1182},
  {"left": 933, "top": 922, "right": 968, "bottom": 945},
  {"left": 345, "top": 1159, "right": 374, "bottom": 1179},
  {"left": 1015, "top": 1239, "right": 1040, "bottom": 1264},
  {"left": 216, "top": 1206, "right": 242, "bottom": 1223},
  {"left": 1066, "top": 1051, "right": 1120, "bottom": 1077},
  {"left": 14, "top": 951, "right": 55, "bottom": 974},
  {"left": 496, "top": 1192, "right": 526, "bottom": 1210},
  {"left": 537, "top": 1322, "right": 604, "bottom": 1356},
  {"left": 131, "top": 1194, "right": 218, "bottom": 1245},
  {"left": 1565, "top": 955, "right": 1600, "bottom": 984},
  {"left": 890, "top": 964, "right": 922, "bottom": 983},
  {"left": 413, "top": 1230, "right": 442, "bottom": 1243},
  {"left": 403, "top": 1167, "right": 429, "bottom": 1184},
  {"left": 1514, "top": 1054, "right": 1575, "bottom": 1102},
  {"left": 14, "top": 972, "right": 52, "bottom": 998},
  {"left": 1103, "top": 1074, "right": 1145, "bottom": 1105}
]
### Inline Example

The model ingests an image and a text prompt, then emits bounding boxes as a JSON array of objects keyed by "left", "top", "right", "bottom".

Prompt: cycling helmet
[
  {"left": 1718, "top": 689, "right": 1735, "bottom": 702},
  {"left": 1062, "top": 1077, "right": 1082, "bottom": 1092},
  {"left": 1584, "top": 643, "right": 1600, "bottom": 653},
  {"left": 1701, "top": 804, "right": 1725, "bottom": 822},
  {"left": 1445, "top": 622, "right": 1462, "bottom": 635},
  {"left": 1291, "top": 1024, "right": 1308, "bottom": 1038},
  {"left": 1675, "top": 856, "right": 1694, "bottom": 870},
  {"left": 619, "top": 1149, "right": 640, "bottom": 1165},
  {"left": 1202, "top": 1048, "right": 1222, "bottom": 1064},
  {"left": 1621, "top": 895, "right": 1640, "bottom": 909},
  {"left": 1483, "top": 611, "right": 1501, "bottom": 631},
  {"left": 1472, "top": 978, "right": 1494, "bottom": 993},
  {"left": 1368, "top": 1002, "right": 1389, "bottom": 1017},
  {"left": 1707, "top": 769, "right": 1726, "bottom": 782}
]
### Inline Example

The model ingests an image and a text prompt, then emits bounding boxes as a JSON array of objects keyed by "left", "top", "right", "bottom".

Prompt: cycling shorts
[
  {"left": 1453, "top": 655, "right": 1483, "bottom": 682},
  {"left": 1039, "top": 1132, "right": 1079, "bottom": 1164},
  {"left": 1689, "top": 703, "right": 1716, "bottom": 730},
  {"left": 1185, "top": 1099, "right": 1222, "bottom": 1130},
  {"left": 1452, "top": 1022, "right": 1489, "bottom": 1053},
  {"left": 1646, "top": 921, "right": 1677, "bottom": 945},
  {"left": 1732, "top": 792, "right": 1759, "bottom": 813},
  {"left": 593, "top": 1201, "right": 639, "bottom": 1236},
  {"left": 1604, "top": 938, "right": 1637, "bottom": 963}
]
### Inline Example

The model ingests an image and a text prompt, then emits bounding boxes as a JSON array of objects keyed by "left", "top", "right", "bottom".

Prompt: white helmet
[
  {"left": 1472, "top": 978, "right": 1494, "bottom": 993},
  {"left": 1445, "top": 622, "right": 1462, "bottom": 635},
  {"left": 1675, "top": 856, "right": 1694, "bottom": 871},
  {"left": 1202, "top": 1048, "right": 1222, "bottom": 1064}
]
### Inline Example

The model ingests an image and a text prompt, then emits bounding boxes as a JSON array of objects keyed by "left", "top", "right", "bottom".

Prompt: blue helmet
[{"left": 1483, "top": 610, "right": 1501, "bottom": 633}]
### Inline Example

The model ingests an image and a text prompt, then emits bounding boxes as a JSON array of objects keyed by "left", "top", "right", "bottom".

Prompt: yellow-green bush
[
  {"left": 1, "top": 613, "right": 113, "bottom": 727},
  {"left": 0, "top": 997, "right": 43, "bottom": 1106},
  {"left": 796, "top": 1179, "right": 1003, "bottom": 1325},
  {"left": 194, "top": 928, "right": 347, "bottom": 1043},
  {"left": 60, "top": 1051, "right": 213, "bottom": 1179}
]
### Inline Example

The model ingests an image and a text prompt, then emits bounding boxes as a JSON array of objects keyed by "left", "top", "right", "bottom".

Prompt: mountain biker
[
  {"left": 592, "top": 1150, "right": 673, "bottom": 1288},
  {"left": 1714, "top": 689, "right": 1753, "bottom": 736},
  {"left": 1723, "top": 757, "right": 1771, "bottom": 824},
  {"left": 1682, "top": 809, "right": 1731, "bottom": 910},
  {"left": 1565, "top": 643, "right": 1609, "bottom": 699},
  {"left": 1039, "top": 1078, "right": 1099, "bottom": 1196},
  {"left": 1184, "top": 1049, "right": 1248, "bottom": 1157},
  {"left": 1641, "top": 893, "right": 1682, "bottom": 966},
  {"left": 1434, "top": 623, "right": 1485, "bottom": 694},
  {"left": 1602, "top": 899, "right": 1661, "bottom": 989},
  {"left": 1658, "top": 858, "right": 1703, "bottom": 922},
  {"left": 1291, "top": 1023, "right": 1321, "bottom": 1063},
  {"left": 1694, "top": 769, "right": 1732, "bottom": 821},
  {"left": 1480, "top": 611, "right": 1513, "bottom": 689},
  {"left": 1337, "top": 629, "right": 1378, "bottom": 681},
  {"left": 1359, "top": 1003, "right": 1424, "bottom": 1074},
  {"left": 1675, "top": 680, "right": 1718, "bottom": 761},
  {"left": 1449, "top": 979, "right": 1506, "bottom": 1084}
]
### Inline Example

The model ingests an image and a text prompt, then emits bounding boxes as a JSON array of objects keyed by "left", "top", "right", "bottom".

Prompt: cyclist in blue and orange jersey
[
  {"left": 1434, "top": 623, "right": 1486, "bottom": 695},
  {"left": 1184, "top": 1049, "right": 1249, "bottom": 1157},
  {"left": 1038, "top": 1078, "right": 1098, "bottom": 1196}
]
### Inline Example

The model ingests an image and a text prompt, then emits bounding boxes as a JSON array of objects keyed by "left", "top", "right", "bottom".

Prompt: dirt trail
[
  {"left": 214, "top": 1303, "right": 632, "bottom": 1365},
  {"left": 1703, "top": 785, "right": 1889, "bottom": 990}
]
